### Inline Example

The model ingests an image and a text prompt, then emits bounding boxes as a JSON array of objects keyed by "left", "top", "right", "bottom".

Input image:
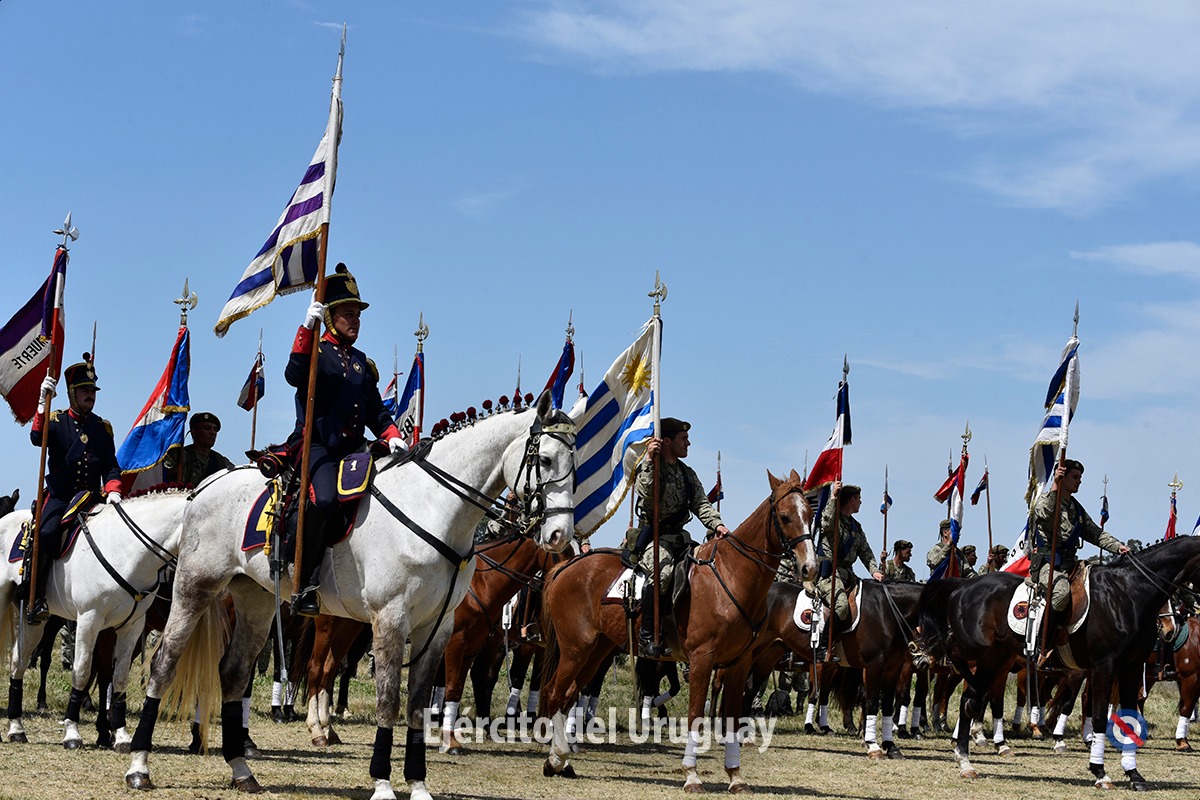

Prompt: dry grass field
[{"left": 4, "top": 656, "right": 1199, "bottom": 800}]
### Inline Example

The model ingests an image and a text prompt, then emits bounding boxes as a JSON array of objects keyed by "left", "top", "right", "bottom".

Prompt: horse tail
[
  {"left": 289, "top": 616, "right": 316, "bottom": 701},
  {"left": 830, "top": 664, "right": 863, "bottom": 722},
  {"left": 917, "top": 579, "right": 958, "bottom": 659},
  {"left": 536, "top": 589, "right": 561, "bottom": 720},
  {"left": 154, "top": 593, "right": 233, "bottom": 752}
]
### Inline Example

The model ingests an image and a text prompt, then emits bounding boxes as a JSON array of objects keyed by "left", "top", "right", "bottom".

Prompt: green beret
[{"left": 660, "top": 417, "right": 690, "bottom": 438}]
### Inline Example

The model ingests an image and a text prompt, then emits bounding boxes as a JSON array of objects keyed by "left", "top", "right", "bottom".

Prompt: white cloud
[
  {"left": 1071, "top": 242, "right": 1200, "bottom": 279},
  {"left": 511, "top": 1, "right": 1200, "bottom": 213}
]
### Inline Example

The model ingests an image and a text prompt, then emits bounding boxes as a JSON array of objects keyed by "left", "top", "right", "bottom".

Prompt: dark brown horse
[
  {"left": 919, "top": 536, "right": 1200, "bottom": 790},
  {"left": 440, "top": 534, "right": 556, "bottom": 753},
  {"left": 538, "top": 470, "right": 816, "bottom": 793}
]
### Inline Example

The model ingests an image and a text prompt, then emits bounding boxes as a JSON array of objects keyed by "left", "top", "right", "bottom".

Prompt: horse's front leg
[
  {"left": 718, "top": 658, "right": 754, "bottom": 794},
  {"left": 62, "top": 614, "right": 103, "bottom": 750},
  {"left": 6, "top": 614, "right": 37, "bottom": 743},
  {"left": 1115, "top": 663, "right": 1150, "bottom": 791},
  {"left": 684, "top": 653, "right": 715, "bottom": 794},
  {"left": 109, "top": 626, "right": 142, "bottom": 753},
  {"left": 954, "top": 675, "right": 980, "bottom": 778}
]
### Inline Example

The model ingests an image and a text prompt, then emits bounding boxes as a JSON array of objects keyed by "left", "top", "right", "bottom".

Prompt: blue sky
[{"left": 2, "top": 2, "right": 1198, "bottom": 557}]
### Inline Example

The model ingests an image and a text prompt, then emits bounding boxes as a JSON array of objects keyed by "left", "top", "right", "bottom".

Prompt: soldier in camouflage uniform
[
  {"left": 883, "top": 540, "right": 916, "bottom": 581},
  {"left": 1031, "top": 460, "right": 1129, "bottom": 647},
  {"left": 163, "top": 412, "right": 234, "bottom": 487},
  {"left": 925, "top": 519, "right": 961, "bottom": 579},
  {"left": 630, "top": 417, "right": 729, "bottom": 659},
  {"left": 978, "top": 544, "right": 1009, "bottom": 574},
  {"left": 959, "top": 545, "right": 979, "bottom": 578},
  {"left": 813, "top": 482, "right": 883, "bottom": 660}
]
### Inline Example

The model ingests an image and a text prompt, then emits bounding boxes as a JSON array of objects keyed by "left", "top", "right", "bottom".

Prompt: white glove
[
  {"left": 388, "top": 437, "right": 408, "bottom": 455},
  {"left": 303, "top": 300, "right": 325, "bottom": 330},
  {"left": 106, "top": 492, "right": 123, "bottom": 505},
  {"left": 40, "top": 374, "right": 58, "bottom": 399}
]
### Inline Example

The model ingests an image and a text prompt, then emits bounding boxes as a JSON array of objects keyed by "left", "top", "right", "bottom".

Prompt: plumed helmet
[
  {"left": 324, "top": 263, "right": 369, "bottom": 312},
  {"left": 64, "top": 354, "right": 99, "bottom": 395}
]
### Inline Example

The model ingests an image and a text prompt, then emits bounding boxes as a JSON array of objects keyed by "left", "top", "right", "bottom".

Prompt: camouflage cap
[
  {"left": 990, "top": 544, "right": 1010, "bottom": 557},
  {"left": 960, "top": 544, "right": 977, "bottom": 555},
  {"left": 893, "top": 539, "right": 913, "bottom": 552}
]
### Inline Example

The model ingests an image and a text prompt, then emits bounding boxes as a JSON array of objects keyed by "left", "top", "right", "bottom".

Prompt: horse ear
[
  {"left": 767, "top": 469, "right": 781, "bottom": 490},
  {"left": 536, "top": 388, "right": 553, "bottom": 418},
  {"left": 10, "top": 488, "right": 17, "bottom": 503},
  {"left": 788, "top": 469, "right": 801, "bottom": 484}
]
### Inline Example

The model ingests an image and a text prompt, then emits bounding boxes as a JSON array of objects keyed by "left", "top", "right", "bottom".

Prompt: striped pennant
[{"left": 1025, "top": 337, "right": 1079, "bottom": 507}]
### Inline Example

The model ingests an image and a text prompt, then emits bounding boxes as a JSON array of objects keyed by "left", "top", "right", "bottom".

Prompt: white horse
[
  {"left": 124, "top": 391, "right": 576, "bottom": 799},
  {"left": 0, "top": 489, "right": 187, "bottom": 749}
]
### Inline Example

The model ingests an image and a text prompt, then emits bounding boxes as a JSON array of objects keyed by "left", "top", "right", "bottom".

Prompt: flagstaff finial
[
  {"left": 566, "top": 310, "right": 575, "bottom": 343},
  {"left": 842, "top": 354, "right": 850, "bottom": 381},
  {"left": 649, "top": 271, "right": 668, "bottom": 316},
  {"left": 414, "top": 311, "right": 429, "bottom": 353},
  {"left": 174, "top": 278, "right": 199, "bottom": 326},
  {"left": 962, "top": 420, "right": 972, "bottom": 446},
  {"left": 1073, "top": 300, "right": 1080, "bottom": 339},
  {"left": 1169, "top": 473, "right": 1183, "bottom": 494},
  {"left": 53, "top": 212, "right": 79, "bottom": 249}
]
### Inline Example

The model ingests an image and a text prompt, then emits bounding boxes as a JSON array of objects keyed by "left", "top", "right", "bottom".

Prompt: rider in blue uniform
[
  {"left": 27, "top": 358, "right": 122, "bottom": 624},
  {"left": 285, "top": 263, "right": 405, "bottom": 617}
]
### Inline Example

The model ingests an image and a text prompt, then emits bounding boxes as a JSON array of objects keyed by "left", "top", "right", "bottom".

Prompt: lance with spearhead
[
  {"left": 826, "top": 355, "right": 849, "bottom": 661},
  {"left": 648, "top": 271, "right": 667, "bottom": 653}
]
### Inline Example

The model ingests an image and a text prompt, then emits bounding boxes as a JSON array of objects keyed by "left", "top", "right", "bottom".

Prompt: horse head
[
  {"left": 767, "top": 469, "right": 817, "bottom": 581},
  {"left": 0, "top": 488, "right": 18, "bottom": 518},
  {"left": 503, "top": 390, "right": 576, "bottom": 554}
]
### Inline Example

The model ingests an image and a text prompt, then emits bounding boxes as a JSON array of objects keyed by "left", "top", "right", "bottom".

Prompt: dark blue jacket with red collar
[
  {"left": 285, "top": 327, "right": 400, "bottom": 454},
  {"left": 31, "top": 408, "right": 122, "bottom": 498}
]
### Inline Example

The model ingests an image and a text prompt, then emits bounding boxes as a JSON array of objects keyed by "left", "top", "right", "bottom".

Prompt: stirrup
[
  {"left": 291, "top": 586, "right": 321, "bottom": 618},
  {"left": 26, "top": 599, "right": 49, "bottom": 626}
]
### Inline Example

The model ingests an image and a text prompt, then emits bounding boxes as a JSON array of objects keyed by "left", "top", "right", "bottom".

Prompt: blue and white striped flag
[
  {"left": 1025, "top": 336, "right": 1079, "bottom": 507},
  {"left": 214, "top": 37, "right": 344, "bottom": 337},
  {"left": 572, "top": 318, "right": 658, "bottom": 536}
]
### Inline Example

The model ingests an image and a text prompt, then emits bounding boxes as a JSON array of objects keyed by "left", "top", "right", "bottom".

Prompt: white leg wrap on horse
[
  {"left": 993, "top": 718, "right": 1004, "bottom": 743},
  {"left": 724, "top": 731, "right": 739, "bottom": 770},
  {"left": 126, "top": 751, "right": 149, "bottom": 777},
  {"left": 63, "top": 719, "right": 81, "bottom": 743},
  {"left": 441, "top": 701, "right": 460, "bottom": 733},
  {"left": 407, "top": 779, "right": 431, "bottom": 800},
  {"left": 818, "top": 704, "right": 829, "bottom": 727},
  {"left": 1121, "top": 745, "right": 1137, "bottom": 772},
  {"left": 1030, "top": 706, "right": 1041, "bottom": 725},
  {"left": 881, "top": 716, "right": 893, "bottom": 743},
  {"left": 653, "top": 691, "right": 671, "bottom": 708},
  {"left": 910, "top": 707, "right": 922, "bottom": 729},
  {"left": 952, "top": 718, "right": 960, "bottom": 739},
  {"left": 1090, "top": 731, "right": 1106, "bottom": 764},
  {"left": 683, "top": 730, "right": 701, "bottom": 768},
  {"left": 1012, "top": 706, "right": 1024, "bottom": 726},
  {"left": 430, "top": 687, "right": 445, "bottom": 713},
  {"left": 805, "top": 703, "right": 816, "bottom": 725},
  {"left": 864, "top": 714, "right": 878, "bottom": 744},
  {"left": 194, "top": 703, "right": 203, "bottom": 725},
  {"left": 587, "top": 695, "right": 599, "bottom": 722},
  {"left": 1054, "top": 713, "right": 1068, "bottom": 737},
  {"left": 242, "top": 697, "right": 251, "bottom": 728},
  {"left": 1082, "top": 716, "right": 1094, "bottom": 741},
  {"left": 272, "top": 681, "right": 283, "bottom": 707},
  {"left": 525, "top": 690, "right": 539, "bottom": 716},
  {"left": 505, "top": 688, "right": 520, "bottom": 716},
  {"left": 641, "top": 697, "right": 652, "bottom": 725},
  {"left": 565, "top": 709, "right": 577, "bottom": 739},
  {"left": 285, "top": 682, "right": 297, "bottom": 706},
  {"left": 230, "top": 757, "right": 253, "bottom": 782},
  {"left": 897, "top": 706, "right": 908, "bottom": 726},
  {"left": 370, "top": 778, "right": 397, "bottom": 800},
  {"left": 1177, "top": 715, "right": 1190, "bottom": 740}
]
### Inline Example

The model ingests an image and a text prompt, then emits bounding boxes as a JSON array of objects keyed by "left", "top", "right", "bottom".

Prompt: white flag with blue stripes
[
  {"left": 572, "top": 318, "right": 658, "bottom": 536},
  {"left": 215, "top": 40, "right": 344, "bottom": 337},
  {"left": 1025, "top": 335, "right": 1080, "bottom": 506}
]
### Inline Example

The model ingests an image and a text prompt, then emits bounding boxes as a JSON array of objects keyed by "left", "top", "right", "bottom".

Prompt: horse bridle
[{"left": 514, "top": 417, "right": 576, "bottom": 539}]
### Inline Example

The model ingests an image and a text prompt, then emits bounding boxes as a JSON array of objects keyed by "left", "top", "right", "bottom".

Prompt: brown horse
[
  {"left": 1146, "top": 611, "right": 1200, "bottom": 752},
  {"left": 538, "top": 470, "right": 816, "bottom": 793},
  {"left": 300, "top": 614, "right": 369, "bottom": 746},
  {"left": 440, "top": 534, "right": 557, "bottom": 753}
]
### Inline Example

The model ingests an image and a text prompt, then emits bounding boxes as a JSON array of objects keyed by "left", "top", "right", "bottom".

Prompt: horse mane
[
  {"left": 125, "top": 484, "right": 193, "bottom": 501},
  {"left": 916, "top": 578, "right": 962, "bottom": 659}
]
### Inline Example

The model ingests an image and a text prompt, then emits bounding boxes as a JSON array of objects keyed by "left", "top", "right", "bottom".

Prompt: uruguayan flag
[
  {"left": 215, "top": 39, "right": 344, "bottom": 337},
  {"left": 572, "top": 319, "right": 658, "bottom": 536},
  {"left": 117, "top": 326, "right": 190, "bottom": 487},
  {"left": 394, "top": 352, "right": 423, "bottom": 446},
  {"left": 1026, "top": 336, "right": 1080, "bottom": 507}
]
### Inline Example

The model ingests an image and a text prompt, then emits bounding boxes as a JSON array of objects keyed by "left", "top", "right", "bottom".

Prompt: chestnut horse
[
  {"left": 740, "top": 579, "right": 927, "bottom": 758},
  {"left": 440, "top": 533, "right": 558, "bottom": 753},
  {"left": 538, "top": 470, "right": 816, "bottom": 793},
  {"left": 918, "top": 536, "right": 1200, "bottom": 790}
]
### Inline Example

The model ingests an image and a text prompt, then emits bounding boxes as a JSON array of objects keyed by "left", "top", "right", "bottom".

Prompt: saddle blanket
[
  {"left": 792, "top": 586, "right": 861, "bottom": 633},
  {"left": 603, "top": 567, "right": 647, "bottom": 603},
  {"left": 8, "top": 521, "right": 82, "bottom": 563},
  {"left": 1006, "top": 572, "right": 1090, "bottom": 637},
  {"left": 242, "top": 483, "right": 357, "bottom": 553}
]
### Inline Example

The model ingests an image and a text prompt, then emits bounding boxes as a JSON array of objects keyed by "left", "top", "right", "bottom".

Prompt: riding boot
[
  {"left": 291, "top": 504, "right": 326, "bottom": 618},
  {"left": 814, "top": 612, "right": 840, "bottom": 664},
  {"left": 25, "top": 555, "right": 52, "bottom": 625},
  {"left": 638, "top": 582, "right": 669, "bottom": 660}
]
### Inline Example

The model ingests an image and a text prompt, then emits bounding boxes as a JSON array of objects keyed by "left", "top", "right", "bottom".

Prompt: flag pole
[
  {"left": 28, "top": 213, "right": 77, "bottom": 624},
  {"left": 648, "top": 271, "right": 667, "bottom": 651},
  {"left": 827, "top": 355, "right": 848, "bottom": 661},
  {"left": 1168, "top": 474, "right": 1183, "bottom": 542},
  {"left": 950, "top": 421, "right": 971, "bottom": 575},
  {"left": 293, "top": 31, "right": 345, "bottom": 596},
  {"left": 715, "top": 451, "right": 722, "bottom": 514},
  {"left": 880, "top": 465, "right": 889, "bottom": 566},
  {"left": 414, "top": 312, "right": 428, "bottom": 443},
  {"left": 984, "top": 456, "right": 993, "bottom": 555},
  {"left": 171, "top": 279, "right": 198, "bottom": 483},
  {"left": 1039, "top": 302, "right": 1079, "bottom": 662},
  {"left": 250, "top": 329, "right": 263, "bottom": 452}
]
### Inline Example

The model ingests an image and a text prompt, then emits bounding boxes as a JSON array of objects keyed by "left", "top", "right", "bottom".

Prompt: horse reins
[{"left": 79, "top": 501, "right": 178, "bottom": 632}]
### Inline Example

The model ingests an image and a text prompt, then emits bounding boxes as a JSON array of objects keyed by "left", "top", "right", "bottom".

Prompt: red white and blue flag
[
  {"left": 237, "top": 352, "right": 265, "bottom": 411},
  {"left": 1100, "top": 491, "right": 1110, "bottom": 527},
  {"left": 1165, "top": 494, "right": 1178, "bottom": 540},
  {"left": 117, "top": 326, "right": 191, "bottom": 491},
  {"left": 543, "top": 338, "right": 575, "bottom": 410},
  {"left": 803, "top": 379, "right": 851, "bottom": 492},
  {"left": 930, "top": 452, "right": 969, "bottom": 580},
  {"left": 707, "top": 472, "right": 724, "bottom": 505},
  {"left": 215, "top": 35, "right": 344, "bottom": 337},
  {"left": 970, "top": 469, "right": 988, "bottom": 506},
  {"left": 393, "top": 351, "right": 423, "bottom": 446},
  {"left": 0, "top": 246, "right": 68, "bottom": 424}
]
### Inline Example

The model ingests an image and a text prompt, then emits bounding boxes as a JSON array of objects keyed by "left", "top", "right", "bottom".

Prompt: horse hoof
[
  {"left": 231, "top": 775, "right": 265, "bottom": 793},
  {"left": 561, "top": 764, "right": 577, "bottom": 779},
  {"left": 327, "top": 729, "right": 342, "bottom": 746},
  {"left": 1176, "top": 739, "right": 1193, "bottom": 753},
  {"left": 114, "top": 741, "right": 131, "bottom": 755},
  {"left": 1030, "top": 725, "right": 1044, "bottom": 741},
  {"left": 244, "top": 744, "right": 263, "bottom": 760},
  {"left": 543, "top": 760, "right": 556, "bottom": 778},
  {"left": 885, "top": 743, "right": 903, "bottom": 760},
  {"left": 960, "top": 769, "right": 978, "bottom": 780},
  {"left": 684, "top": 783, "right": 706, "bottom": 794},
  {"left": 867, "top": 748, "right": 885, "bottom": 761},
  {"left": 1126, "top": 770, "right": 1149, "bottom": 792},
  {"left": 446, "top": 746, "right": 464, "bottom": 756},
  {"left": 312, "top": 736, "right": 328, "bottom": 748},
  {"left": 729, "top": 782, "right": 750, "bottom": 794},
  {"left": 63, "top": 739, "right": 82, "bottom": 750},
  {"left": 996, "top": 744, "right": 1013, "bottom": 758},
  {"left": 1053, "top": 739, "right": 1067, "bottom": 754},
  {"left": 8, "top": 732, "right": 27, "bottom": 744},
  {"left": 819, "top": 726, "right": 833, "bottom": 736},
  {"left": 36, "top": 703, "right": 48, "bottom": 713},
  {"left": 125, "top": 772, "right": 155, "bottom": 791}
]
